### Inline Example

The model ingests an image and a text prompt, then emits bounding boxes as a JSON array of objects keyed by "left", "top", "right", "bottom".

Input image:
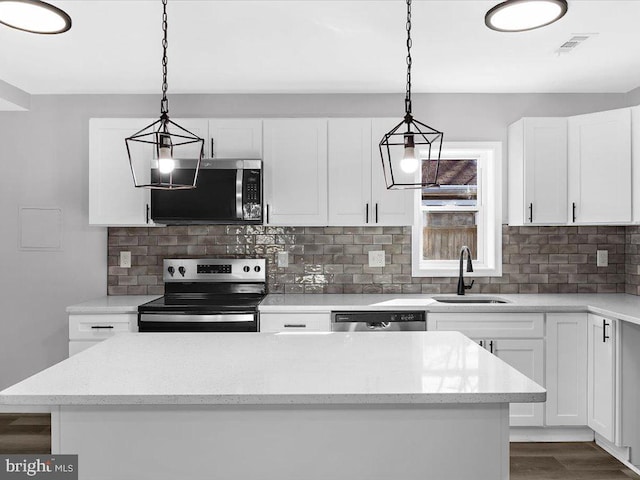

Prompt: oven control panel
[{"left": 163, "top": 258, "right": 266, "bottom": 283}]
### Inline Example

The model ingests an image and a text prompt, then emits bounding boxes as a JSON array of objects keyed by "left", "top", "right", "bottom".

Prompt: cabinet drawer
[
  {"left": 69, "top": 314, "right": 135, "bottom": 340},
  {"left": 260, "top": 313, "right": 330, "bottom": 333},
  {"left": 427, "top": 313, "right": 544, "bottom": 338}
]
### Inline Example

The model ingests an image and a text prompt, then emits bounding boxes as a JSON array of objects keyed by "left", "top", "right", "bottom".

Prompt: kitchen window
[{"left": 411, "top": 142, "right": 502, "bottom": 277}]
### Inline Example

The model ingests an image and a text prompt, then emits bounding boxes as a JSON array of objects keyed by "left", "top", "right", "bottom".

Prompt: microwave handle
[{"left": 236, "top": 169, "right": 244, "bottom": 220}]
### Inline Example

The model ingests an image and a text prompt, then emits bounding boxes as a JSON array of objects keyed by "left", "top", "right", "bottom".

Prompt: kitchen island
[{"left": 0, "top": 331, "right": 544, "bottom": 480}]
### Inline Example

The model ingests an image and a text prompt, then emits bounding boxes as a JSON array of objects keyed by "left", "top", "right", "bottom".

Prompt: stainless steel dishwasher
[{"left": 331, "top": 311, "right": 426, "bottom": 332}]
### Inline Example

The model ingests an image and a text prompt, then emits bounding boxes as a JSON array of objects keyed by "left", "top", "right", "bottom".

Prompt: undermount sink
[{"left": 431, "top": 296, "right": 511, "bottom": 304}]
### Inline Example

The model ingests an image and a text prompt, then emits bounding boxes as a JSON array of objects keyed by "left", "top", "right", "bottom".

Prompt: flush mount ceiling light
[
  {"left": 125, "top": 0, "right": 204, "bottom": 190},
  {"left": 379, "top": 0, "right": 443, "bottom": 190},
  {"left": 485, "top": 0, "right": 568, "bottom": 32},
  {"left": 0, "top": 0, "right": 71, "bottom": 34}
]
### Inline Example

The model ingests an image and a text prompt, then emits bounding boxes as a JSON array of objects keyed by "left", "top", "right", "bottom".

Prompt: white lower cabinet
[
  {"left": 427, "top": 312, "right": 544, "bottom": 426},
  {"left": 493, "top": 339, "right": 545, "bottom": 426},
  {"left": 546, "top": 313, "right": 588, "bottom": 426},
  {"left": 68, "top": 313, "right": 137, "bottom": 357},
  {"left": 587, "top": 313, "right": 619, "bottom": 444},
  {"left": 259, "top": 313, "right": 331, "bottom": 333}
]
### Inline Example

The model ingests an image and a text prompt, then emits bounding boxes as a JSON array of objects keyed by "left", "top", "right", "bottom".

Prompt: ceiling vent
[{"left": 556, "top": 34, "right": 597, "bottom": 55}]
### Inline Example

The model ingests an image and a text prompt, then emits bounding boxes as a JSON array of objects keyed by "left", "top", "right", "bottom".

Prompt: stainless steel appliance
[
  {"left": 331, "top": 311, "right": 426, "bottom": 332},
  {"left": 150, "top": 159, "right": 262, "bottom": 225},
  {"left": 138, "top": 258, "right": 266, "bottom": 332}
]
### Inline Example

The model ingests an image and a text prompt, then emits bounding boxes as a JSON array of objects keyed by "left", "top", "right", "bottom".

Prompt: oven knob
[
  {"left": 243, "top": 266, "right": 250, "bottom": 273},
  {"left": 178, "top": 266, "right": 186, "bottom": 277},
  {"left": 167, "top": 266, "right": 175, "bottom": 277},
  {"left": 254, "top": 266, "right": 261, "bottom": 273}
]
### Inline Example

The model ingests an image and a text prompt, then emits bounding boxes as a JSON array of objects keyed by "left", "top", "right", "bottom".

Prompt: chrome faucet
[{"left": 457, "top": 246, "right": 474, "bottom": 295}]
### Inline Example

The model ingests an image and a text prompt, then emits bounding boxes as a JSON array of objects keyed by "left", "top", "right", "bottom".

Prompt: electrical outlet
[
  {"left": 597, "top": 250, "right": 608, "bottom": 267},
  {"left": 120, "top": 251, "right": 131, "bottom": 268},
  {"left": 368, "top": 250, "right": 386, "bottom": 268},
  {"left": 277, "top": 251, "right": 289, "bottom": 268}
]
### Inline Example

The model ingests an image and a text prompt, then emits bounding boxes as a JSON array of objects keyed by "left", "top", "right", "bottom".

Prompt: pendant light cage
[
  {"left": 380, "top": 116, "right": 443, "bottom": 189},
  {"left": 125, "top": 0, "right": 204, "bottom": 190},
  {"left": 125, "top": 117, "right": 204, "bottom": 190},
  {"left": 379, "top": 0, "right": 444, "bottom": 190}
]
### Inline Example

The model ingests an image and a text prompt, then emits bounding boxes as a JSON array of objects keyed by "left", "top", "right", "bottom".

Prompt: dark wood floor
[{"left": 1, "top": 414, "right": 639, "bottom": 479}]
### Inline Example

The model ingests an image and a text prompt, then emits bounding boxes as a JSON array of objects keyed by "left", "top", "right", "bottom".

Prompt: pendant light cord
[
  {"left": 404, "top": 0, "right": 412, "bottom": 118},
  {"left": 160, "top": 0, "right": 169, "bottom": 119}
]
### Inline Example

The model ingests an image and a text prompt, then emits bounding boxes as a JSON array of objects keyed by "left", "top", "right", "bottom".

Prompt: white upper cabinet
[
  {"left": 370, "top": 118, "right": 414, "bottom": 225},
  {"left": 89, "top": 118, "right": 154, "bottom": 226},
  {"left": 170, "top": 118, "right": 262, "bottom": 159},
  {"left": 328, "top": 118, "right": 413, "bottom": 226},
  {"left": 263, "top": 119, "right": 328, "bottom": 225},
  {"left": 568, "top": 108, "right": 632, "bottom": 224},
  {"left": 208, "top": 119, "right": 263, "bottom": 159},
  {"left": 166, "top": 118, "right": 208, "bottom": 159},
  {"left": 328, "top": 119, "right": 373, "bottom": 225},
  {"left": 631, "top": 107, "right": 640, "bottom": 223},
  {"left": 508, "top": 118, "right": 568, "bottom": 226}
]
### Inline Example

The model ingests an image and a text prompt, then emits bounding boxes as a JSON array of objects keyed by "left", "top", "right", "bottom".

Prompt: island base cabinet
[{"left": 53, "top": 404, "right": 509, "bottom": 480}]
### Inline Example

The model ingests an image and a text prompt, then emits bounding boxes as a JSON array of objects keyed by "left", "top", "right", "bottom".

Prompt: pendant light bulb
[
  {"left": 400, "top": 133, "right": 419, "bottom": 174},
  {"left": 158, "top": 133, "right": 175, "bottom": 174}
]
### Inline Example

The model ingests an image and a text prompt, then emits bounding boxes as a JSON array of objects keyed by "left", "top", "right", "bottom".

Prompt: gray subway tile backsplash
[{"left": 106, "top": 225, "right": 636, "bottom": 296}]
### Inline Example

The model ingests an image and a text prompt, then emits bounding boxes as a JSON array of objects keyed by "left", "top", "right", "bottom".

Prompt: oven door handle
[
  {"left": 139, "top": 314, "right": 256, "bottom": 323},
  {"left": 236, "top": 169, "right": 244, "bottom": 220}
]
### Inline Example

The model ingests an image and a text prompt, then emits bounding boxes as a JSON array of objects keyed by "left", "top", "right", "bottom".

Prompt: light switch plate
[
  {"left": 120, "top": 251, "right": 132, "bottom": 268},
  {"left": 597, "top": 250, "right": 608, "bottom": 267},
  {"left": 277, "top": 251, "right": 289, "bottom": 268},
  {"left": 368, "top": 250, "right": 386, "bottom": 268}
]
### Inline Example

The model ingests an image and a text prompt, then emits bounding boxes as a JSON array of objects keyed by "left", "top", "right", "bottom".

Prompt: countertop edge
[{"left": 0, "top": 391, "right": 546, "bottom": 406}]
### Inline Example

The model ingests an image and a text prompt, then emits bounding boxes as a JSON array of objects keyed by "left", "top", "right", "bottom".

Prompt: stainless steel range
[{"left": 138, "top": 258, "right": 266, "bottom": 332}]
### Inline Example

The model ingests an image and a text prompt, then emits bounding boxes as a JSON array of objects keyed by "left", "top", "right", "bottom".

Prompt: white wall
[{"left": 0, "top": 92, "right": 633, "bottom": 391}]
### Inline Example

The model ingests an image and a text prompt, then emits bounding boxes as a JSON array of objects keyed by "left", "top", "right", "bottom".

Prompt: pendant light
[
  {"left": 0, "top": 0, "right": 71, "bottom": 34},
  {"left": 485, "top": 0, "right": 568, "bottom": 32},
  {"left": 379, "top": 0, "right": 443, "bottom": 190},
  {"left": 125, "top": 0, "right": 204, "bottom": 190}
]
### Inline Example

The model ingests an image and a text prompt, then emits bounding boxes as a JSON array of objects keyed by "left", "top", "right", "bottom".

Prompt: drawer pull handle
[
  {"left": 91, "top": 325, "right": 115, "bottom": 329},
  {"left": 284, "top": 324, "right": 307, "bottom": 328}
]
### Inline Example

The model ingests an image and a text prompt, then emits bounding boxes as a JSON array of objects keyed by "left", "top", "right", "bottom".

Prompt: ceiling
[{"left": 1, "top": 0, "right": 640, "bottom": 95}]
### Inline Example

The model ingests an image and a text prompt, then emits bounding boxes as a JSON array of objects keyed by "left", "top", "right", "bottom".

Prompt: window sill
[{"left": 411, "top": 263, "right": 502, "bottom": 278}]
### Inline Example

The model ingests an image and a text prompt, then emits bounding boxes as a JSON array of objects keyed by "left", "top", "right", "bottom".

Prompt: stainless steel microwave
[{"left": 150, "top": 159, "right": 262, "bottom": 225}]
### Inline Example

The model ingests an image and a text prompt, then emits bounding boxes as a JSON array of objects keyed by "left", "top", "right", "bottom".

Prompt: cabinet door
[
  {"left": 524, "top": 118, "right": 568, "bottom": 225},
  {"left": 169, "top": 119, "right": 209, "bottom": 158},
  {"left": 587, "top": 314, "right": 617, "bottom": 443},
  {"left": 89, "top": 118, "right": 153, "bottom": 226},
  {"left": 546, "top": 313, "right": 587, "bottom": 426},
  {"left": 209, "top": 119, "right": 263, "bottom": 159},
  {"left": 328, "top": 119, "right": 372, "bottom": 226},
  {"left": 370, "top": 118, "right": 415, "bottom": 226},
  {"left": 263, "top": 119, "right": 328, "bottom": 225},
  {"left": 568, "top": 108, "right": 632, "bottom": 224},
  {"left": 493, "top": 339, "right": 545, "bottom": 426}
]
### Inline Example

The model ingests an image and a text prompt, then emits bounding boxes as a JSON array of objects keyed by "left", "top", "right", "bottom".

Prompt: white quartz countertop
[
  {"left": 0, "top": 331, "right": 545, "bottom": 406},
  {"left": 66, "top": 295, "right": 160, "bottom": 314},
  {"left": 259, "top": 293, "right": 640, "bottom": 326}
]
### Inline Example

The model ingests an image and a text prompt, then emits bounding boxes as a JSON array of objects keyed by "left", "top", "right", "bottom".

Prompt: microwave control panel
[{"left": 243, "top": 169, "right": 262, "bottom": 221}]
